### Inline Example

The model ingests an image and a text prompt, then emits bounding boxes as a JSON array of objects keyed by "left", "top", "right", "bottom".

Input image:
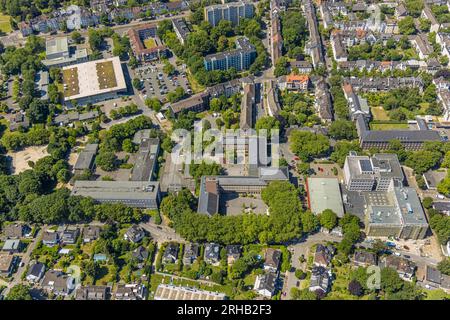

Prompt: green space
[
  {"left": 62, "top": 67, "right": 80, "bottom": 96},
  {"left": 96, "top": 61, "right": 117, "bottom": 89},
  {"left": 371, "top": 106, "right": 390, "bottom": 121},
  {"left": 144, "top": 38, "right": 157, "bottom": 49},
  {"left": 369, "top": 123, "right": 409, "bottom": 130},
  {"left": 0, "top": 14, "right": 12, "bottom": 34}
]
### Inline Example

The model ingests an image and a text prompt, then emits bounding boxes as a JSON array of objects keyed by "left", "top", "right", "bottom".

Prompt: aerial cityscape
[{"left": 0, "top": 0, "right": 450, "bottom": 303}]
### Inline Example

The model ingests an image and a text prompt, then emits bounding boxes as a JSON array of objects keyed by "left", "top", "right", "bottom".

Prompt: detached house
[
  {"left": 124, "top": 225, "right": 145, "bottom": 243},
  {"left": 204, "top": 243, "right": 220, "bottom": 265},
  {"left": 41, "top": 270, "right": 76, "bottom": 296},
  {"left": 42, "top": 230, "right": 59, "bottom": 247},
  {"left": 26, "top": 262, "right": 45, "bottom": 283},
  {"left": 264, "top": 248, "right": 281, "bottom": 273},
  {"left": 162, "top": 243, "right": 179, "bottom": 264},
  {"left": 381, "top": 256, "right": 416, "bottom": 281},
  {"left": 183, "top": 243, "right": 199, "bottom": 265},
  {"left": 254, "top": 272, "right": 277, "bottom": 298},
  {"left": 313, "top": 244, "right": 335, "bottom": 267},
  {"left": 352, "top": 250, "right": 378, "bottom": 267}
]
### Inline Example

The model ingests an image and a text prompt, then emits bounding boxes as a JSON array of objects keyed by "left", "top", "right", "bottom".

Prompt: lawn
[
  {"left": 96, "top": 61, "right": 117, "bottom": 89},
  {"left": 424, "top": 288, "right": 450, "bottom": 300},
  {"left": 143, "top": 38, "right": 156, "bottom": 49},
  {"left": 370, "top": 123, "right": 409, "bottom": 130},
  {"left": 0, "top": 14, "right": 11, "bottom": 34},
  {"left": 371, "top": 107, "right": 390, "bottom": 121},
  {"left": 187, "top": 70, "right": 205, "bottom": 94}
]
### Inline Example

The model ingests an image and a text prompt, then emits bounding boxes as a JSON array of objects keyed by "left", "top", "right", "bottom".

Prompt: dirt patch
[{"left": 8, "top": 145, "right": 49, "bottom": 174}]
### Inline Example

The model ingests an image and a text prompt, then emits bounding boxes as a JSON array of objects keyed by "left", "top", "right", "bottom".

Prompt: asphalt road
[{"left": 139, "top": 222, "right": 185, "bottom": 243}]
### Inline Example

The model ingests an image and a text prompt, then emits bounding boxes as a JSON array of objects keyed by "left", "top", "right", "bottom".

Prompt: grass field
[
  {"left": 0, "top": 14, "right": 12, "bottom": 34},
  {"left": 370, "top": 123, "right": 409, "bottom": 130},
  {"left": 96, "top": 61, "right": 117, "bottom": 89},
  {"left": 371, "top": 106, "right": 390, "bottom": 121},
  {"left": 187, "top": 70, "right": 205, "bottom": 94},
  {"left": 144, "top": 38, "right": 157, "bottom": 49}
]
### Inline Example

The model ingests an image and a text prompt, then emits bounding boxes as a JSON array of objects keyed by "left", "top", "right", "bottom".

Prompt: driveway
[{"left": 139, "top": 222, "right": 185, "bottom": 243}]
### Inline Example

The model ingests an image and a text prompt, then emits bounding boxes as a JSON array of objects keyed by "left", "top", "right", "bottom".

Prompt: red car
[{"left": 293, "top": 156, "right": 300, "bottom": 161}]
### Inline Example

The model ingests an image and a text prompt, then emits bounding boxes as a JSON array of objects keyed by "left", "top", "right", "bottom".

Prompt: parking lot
[{"left": 134, "top": 62, "right": 192, "bottom": 102}]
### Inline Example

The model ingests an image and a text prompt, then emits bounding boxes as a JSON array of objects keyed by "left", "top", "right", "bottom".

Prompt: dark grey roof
[
  {"left": 432, "top": 201, "right": 450, "bottom": 212},
  {"left": 27, "top": 262, "right": 45, "bottom": 277},
  {"left": 130, "top": 138, "right": 160, "bottom": 182},
  {"left": 74, "top": 144, "right": 98, "bottom": 171}
]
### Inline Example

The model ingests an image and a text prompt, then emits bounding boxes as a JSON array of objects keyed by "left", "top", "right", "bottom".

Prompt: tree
[
  {"left": 381, "top": 267, "right": 405, "bottom": 294},
  {"left": 398, "top": 16, "right": 416, "bottom": 35},
  {"left": 348, "top": 279, "right": 363, "bottom": 296},
  {"left": 71, "top": 31, "right": 83, "bottom": 44},
  {"left": 6, "top": 284, "right": 32, "bottom": 300},
  {"left": 274, "top": 57, "right": 289, "bottom": 77},
  {"left": 255, "top": 116, "right": 280, "bottom": 132},
  {"left": 95, "top": 151, "right": 117, "bottom": 171},
  {"left": 405, "top": 150, "right": 441, "bottom": 174},
  {"left": 328, "top": 120, "right": 357, "bottom": 140},
  {"left": 290, "top": 288, "right": 317, "bottom": 300},
  {"left": 289, "top": 130, "right": 330, "bottom": 162},
  {"left": 301, "top": 211, "right": 319, "bottom": 233},
  {"left": 437, "top": 258, "right": 450, "bottom": 276},
  {"left": 163, "top": 62, "right": 175, "bottom": 76},
  {"left": 319, "top": 209, "right": 338, "bottom": 231},
  {"left": 132, "top": 78, "right": 142, "bottom": 90}
]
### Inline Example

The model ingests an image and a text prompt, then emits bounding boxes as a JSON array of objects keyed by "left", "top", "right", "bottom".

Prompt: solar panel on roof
[{"left": 359, "top": 159, "right": 373, "bottom": 172}]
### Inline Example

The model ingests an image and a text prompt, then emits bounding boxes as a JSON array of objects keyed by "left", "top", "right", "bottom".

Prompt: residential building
[
  {"left": 306, "top": 178, "right": 345, "bottom": 218},
  {"left": 9, "top": 113, "right": 30, "bottom": 132},
  {"left": 380, "top": 255, "right": 416, "bottom": 281},
  {"left": 169, "top": 93, "right": 209, "bottom": 117},
  {"left": 42, "top": 230, "right": 59, "bottom": 247},
  {"left": 314, "top": 77, "right": 333, "bottom": 122},
  {"left": 309, "top": 266, "right": 331, "bottom": 294},
  {"left": 2, "top": 240, "right": 21, "bottom": 253},
  {"left": 154, "top": 284, "right": 226, "bottom": 300},
  {"left": 41, "top": 270, "right": 76, "bottom": 296},
  {"left": 289, "top": 60, "right": 313, "bottom": 74},
  {"left": 264, "top": 248, "right": 281, "bottom": 273},
  {"left": 254, "top": 272, "right": 277, "bottom": 298},
  {"left": 304, "top": 0, "right": 325, "bottom": 68},
  {"left": 162, "top": 243, "right": 179, "bottom": 264},
  {"left": 71, "top": 181, "right": 161, "bottom": 209},
  {"left": 278, "top": 74, "right": 310, "bottom": 92},
  {"left": 93, "top": 254, "right": 108, "bottom": 263},
  {"left": 0, "top": 254, "right": 17, "bottom": 276},
  {"left": 204, "top": 1, "right": 254, "bottom": 27},
  {"left": 420, "top": 265, "right": 450, "bottom": 292},
  {"left": 172, "top": 18, "right": 191, "bottom": 45},
  {"left": 75, "top": 285, "right": 109, "bottom": 300},
  {"left": 53, "top": 110, "right": 99, "bottom": 126},
  {"left": 124, "top": 225, "right": 146, "bottom": 243},
  {"left": 240, "top": 83, "right": 255, "bottom": 131},
  {"left": 226, "top": 245, "right": 241, "bottom": 265},
  {"left": 62, "top": 56, "right": 127, "bottom": 106},
  {"left": 313, "top": 244, "right": 335, "bottom": 267},
  {"left": 204, "top": 37, "right": 256, "bottom": 72},
  {"left": 183, "top": 243, "right": 199, "bottom": 265},
  {"left": 42, "top": 36, "right": 88, "bottom": 68},
  {"left": 127, "top": 23, "right": 168, "bottom": 61},
  {"left": 432, "top": 202, "right": 450, "bottom": 215},
  {"left": 26, "top": 262, "right": 45, "bottom": 282},
  {"left": 132, "top": 246, "right": 149, "bottom": 267},
  {"left": 343, "top": 153, "right": 404, "bottom": 192},
  {"left": 82, "top": 225, "right": 102, "bottom": 243},
  {"left": 114, "top": 283, "right": 146, "bottom": 300},
  {"left": 352, "top": 251, "right": 378, "bottom": 267},
  {"left": 61, "top": 227, "right": 79, "bottom": 245},
  {"left": 2, "top": 223, "right": 31, "bottom": 239},
  {"left": 204, "top": 243, "right": 220, "bottom": 265}
]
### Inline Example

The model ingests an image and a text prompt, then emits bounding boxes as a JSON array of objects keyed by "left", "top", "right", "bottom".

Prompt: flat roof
[
  {"left": 71, "top": 181, "right": 159, "bottom": 207},
  {"left": 130, "top": 138, "right": 160, "bottom": 182},
  {"left": 307, "top": 178, "right": 344, "bottom": 217},
  {"left": 46, "top": 37, "right": 69, "bottom": 56},
  {"left": 63, "top": 57, "right": 127, "bottom": 101}
]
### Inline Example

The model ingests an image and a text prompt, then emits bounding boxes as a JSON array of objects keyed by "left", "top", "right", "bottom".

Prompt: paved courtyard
[{"left": 219, "top": 193, "right": 268, "bottom": 216}]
